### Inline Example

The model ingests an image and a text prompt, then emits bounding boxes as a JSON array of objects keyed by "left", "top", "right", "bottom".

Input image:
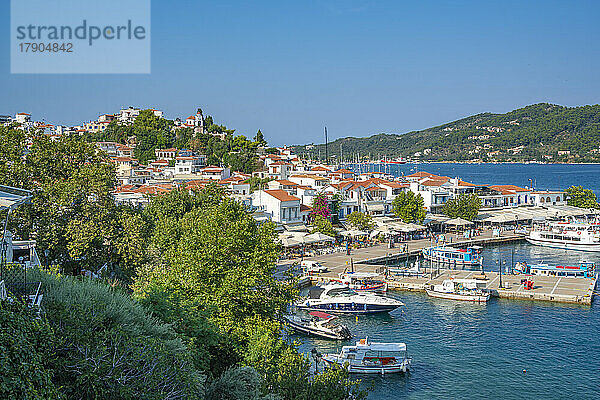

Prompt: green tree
[
  {"left": 443, "top": 194, "right": 481, "bottom": 220},
  {"left": 37, "top": 271, "right": 204, "bottom": 400},
  {"left": 254, "top": 130, "right": 267, "bottom": 147},
  {"left": 8, "top": 134, "right": 118, "bottom": 275},
  {"left": 0, "top": 299, "right": 61, "bottom": 400},
  {"left": 565, "top": 185, "right": 600, "bottom": 208},
  {"left": 391, "top": 191, "right": 426, "bottom": 223},
  {"left": 346, "top": 211, "right": 374, "bottom": 231},
  {"left": 310, "top": 214, "right": 337, "bottom": 237}
]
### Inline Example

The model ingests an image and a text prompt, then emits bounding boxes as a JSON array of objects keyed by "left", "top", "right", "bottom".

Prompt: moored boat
[
  {"left": 422, "top": 246, "right": 482, "bottom": 267},
  {"left": 284, "top": 311, "right": 352, "bottom": 340},
  {"left": 526, "top": 222, "right": 600, "bottom": 252},
  {"left": 322, "top": 337, "right": 411, "bottom": 374},
  {"left": 331, "top": 272, "right": 388, "bottom": 293},
  {"left": 514, "top": 261, "right": 596, "bottom": 278},
  {"left": 296, "top": 284, "right": 404, "bottom": 314},
  {"left": 426, "top": 278, "right": 490, "bottom": 302}
]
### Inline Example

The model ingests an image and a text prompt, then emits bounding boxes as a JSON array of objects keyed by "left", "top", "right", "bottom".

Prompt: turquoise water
[
  {"left": 297, "top": 163, "right": 600, "bottom": 398},
  {"left": 297, "top": 244, "right": 600, "bottom": 399}
]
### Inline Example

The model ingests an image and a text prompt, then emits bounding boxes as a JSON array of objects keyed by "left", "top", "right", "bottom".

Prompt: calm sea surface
[{"left": 296, "top": 163, "right": 600, "bottom": 399}]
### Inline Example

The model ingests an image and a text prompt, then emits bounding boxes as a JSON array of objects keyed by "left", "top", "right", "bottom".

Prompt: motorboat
[
  {"left": 296, "top": 284, "right": 404, "bottom": 314},
  {"left": 422, "top": 246, "right": 482, "bottom": 267},
  {"left": 514, "top": 261, "right": 596, "bottom": 278},
  {"left": 526, "top": 221, "right": 600, "bottom": 252},
  {"left": 331, "top": 272, "right": 388, "bottom": 293},
  {"left": 426, "top": 278, "right": 490, "bottom": 302},
  {"left": 322, "top": 337, "right": 411, "bottom": 374},
  {"left": 283, "top": 311, "right": 352, "bottom": 340}
]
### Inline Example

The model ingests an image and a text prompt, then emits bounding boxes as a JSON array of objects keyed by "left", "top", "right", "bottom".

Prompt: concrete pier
[{"left": 294, "top": 231, "right": 597, "bottom": 305}]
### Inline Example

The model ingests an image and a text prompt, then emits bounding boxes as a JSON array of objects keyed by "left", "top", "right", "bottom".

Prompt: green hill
[{"left": 293, "top": 103, "right": 600, "bottom": 162}]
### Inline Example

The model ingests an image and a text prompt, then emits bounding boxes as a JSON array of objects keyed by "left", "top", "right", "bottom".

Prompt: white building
[
  {"left": 251, "top": 189, "right": 302, "bottom": 224},
  {"left": 175, "top": 156, "right": 204, "bottom": 175},
  {"left": 200, "top": 166, "right": 230, "bottom": 180}
]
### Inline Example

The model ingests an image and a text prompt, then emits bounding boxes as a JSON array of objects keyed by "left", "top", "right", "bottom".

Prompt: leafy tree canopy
[
  {"left": 346, "top": 211, "right": 374, "bottom": 231},
  {"left": 565, "top": 185, "right": 600, "bottom": 209},
  {"left": 391, "top": 191, "right": 426, "bottom": 223},
  {"left": 442, "top": 193, "right": 481, "bottom": 220}
]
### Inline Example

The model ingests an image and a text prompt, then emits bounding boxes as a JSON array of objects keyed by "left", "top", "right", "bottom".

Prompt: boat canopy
[
  {"left": 356, "top": 341, "right": 406, "bottom": 352},
  {"left": 344, "top": 272, "right": 380, "bottom": 279},
  {"left": 309, "top": 311, "right": 335, "bottom": 320}
]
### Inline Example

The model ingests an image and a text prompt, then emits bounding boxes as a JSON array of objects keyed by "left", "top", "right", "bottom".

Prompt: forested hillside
[{"left": 293, "top": 104, "right": 600, "bottom": 162}]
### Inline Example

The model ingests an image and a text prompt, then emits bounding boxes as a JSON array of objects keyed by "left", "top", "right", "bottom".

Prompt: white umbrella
[
  {"left": 279, "top": 237, "right": 302, "bottom": 247},
  {"left": 340, "top": 229, "right": 369, "bottom": 237},
  {"left": 305, "top": 232, "right": 335, "bottom": 243},
  {"left": 443, "top": 217, "right": 474, "bottom": 226}
]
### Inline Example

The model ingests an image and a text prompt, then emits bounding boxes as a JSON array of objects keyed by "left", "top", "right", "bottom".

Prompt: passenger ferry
[
  {"left": 331, "top": 272, "right": 388, "bottom": 293},
  {"left": 426, "top": 278, "right": 490, "bottom": 302},
  {"left": 422, "top": 246, "right": 482, "bottom": 267},
  {"left": 322, "top": 337, "right": 411, "bottom": 374},
  {"left": 296, "top": 284, "right": 404, "bottom": 314},
  {"left": 526, "top": 222, "right": 600, "bottom": 252},
  {"left": 514, "top": 261, "right": 596, "bottom": 278}
]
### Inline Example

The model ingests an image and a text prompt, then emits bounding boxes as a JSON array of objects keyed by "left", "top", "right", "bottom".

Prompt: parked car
[{"left": 301, "top": 260, "right": 328, "bottom": 273}]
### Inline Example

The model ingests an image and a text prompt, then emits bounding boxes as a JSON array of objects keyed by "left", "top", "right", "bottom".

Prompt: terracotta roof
[
  {"left": 407, "top": 171, "right": 437, "bottom": 178},
  {"left": 457, "top": 180, "right": 476, "bottom": 187},
  {"left": 275, "top": 179, "right": 298, "bottom": 186},
  {"left": 300, "top": 204, "right": 312, "bottom": 212},
  {"left": 489, "top": 184, "right": 530, "bottom": 192},
  {"left": 271, "top": 160, "right": 291, "bottom": 166},
  {"left": 264, "top": 189, "right": 300, "bottom": 202},
  {"left": 381, "top": 182, "right": 409, "bottom": 189},
  {"left": 311, "top": 166, "right": 331, "bottom": 171},
  {"left": 333, "top": 169, "right": 354, "bottom": 174}
]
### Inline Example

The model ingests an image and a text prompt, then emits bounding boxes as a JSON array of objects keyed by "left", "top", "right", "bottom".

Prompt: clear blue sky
[{"left": 1, "top": 0, "right": 599, "bottom": 146}]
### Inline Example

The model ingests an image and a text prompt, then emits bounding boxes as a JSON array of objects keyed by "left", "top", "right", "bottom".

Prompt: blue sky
[{"left": 1, "top": 0, "right": 599, "bottom": 146}]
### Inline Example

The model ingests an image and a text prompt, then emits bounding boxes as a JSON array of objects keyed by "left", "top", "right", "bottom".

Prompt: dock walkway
[{"left": 293, "top": 231, "right": 597, "bottom": 305}]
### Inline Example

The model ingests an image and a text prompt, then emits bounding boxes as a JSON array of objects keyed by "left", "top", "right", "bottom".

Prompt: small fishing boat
[
  {"left": 426, "top": 278, "right": 490, "bottom": 302},
  {"left": 331, "top": 272, "right": 388, "bottom": 293},
  {"left": 514, "top": 261, "right": 596, "bottom": 278},
  {"left": 283, "top": 311, "right": 352, "bottom": 340},
  {"left": 526, "top": 221, "right": 600, "bottom": 252},
  {"left": 296, "top": 284, "right": 404, "bottom": 314},
  {"left": 322, "top": 337, "right": 411, "bottom": 374},
  {"left": 422, "top": 246, "right": 482, "bottom": 267}
]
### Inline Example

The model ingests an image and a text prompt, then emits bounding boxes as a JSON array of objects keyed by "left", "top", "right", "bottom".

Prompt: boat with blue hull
[
  {"left": 296, "top": 284, "right": 403, "bottom": 314},
  {"left": 422, "top": 245, "right": 482, "bottom": 267},
  {"left": 514, "top": 261, "right": 596, "bottom": 278}
]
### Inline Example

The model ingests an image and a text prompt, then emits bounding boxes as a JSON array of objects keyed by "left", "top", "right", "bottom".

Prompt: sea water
[{"left": 296, "top": 163, "right": 600, "bottom": 399}]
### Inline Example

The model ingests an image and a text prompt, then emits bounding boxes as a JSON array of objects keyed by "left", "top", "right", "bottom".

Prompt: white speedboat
[
  {"left": 331, "top": 272, "right": 388, "bottom": 293},
  {"left": 426, "top": 278, "right": 490, "bottom": 302},
  {"left": 422, "top": 246, "right": 482, "bottom": 267},
  {"left": 296, "top": 284, "right": 404, "bottom": 314},
  {"left": 283, "top": 311, "right": 352, "bottom": 340},
  {"left": 322, "top": 337, "right": 411, "bottom": 374},
  {"left": 526, "top": 222, "right": 600, "bottom": 252}
]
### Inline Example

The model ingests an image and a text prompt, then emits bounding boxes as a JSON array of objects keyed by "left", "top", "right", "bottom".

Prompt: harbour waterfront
[
  {"left": 298, "top": 288, "right": 600, "bottom": 400},
  {"left": 296, "top": 242, "right": 600, "bottom": 399}
]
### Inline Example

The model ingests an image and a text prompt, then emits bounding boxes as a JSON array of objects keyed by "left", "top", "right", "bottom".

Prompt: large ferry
[{"left": 526, "top": 222, "right": 600, "bottom": 252}]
